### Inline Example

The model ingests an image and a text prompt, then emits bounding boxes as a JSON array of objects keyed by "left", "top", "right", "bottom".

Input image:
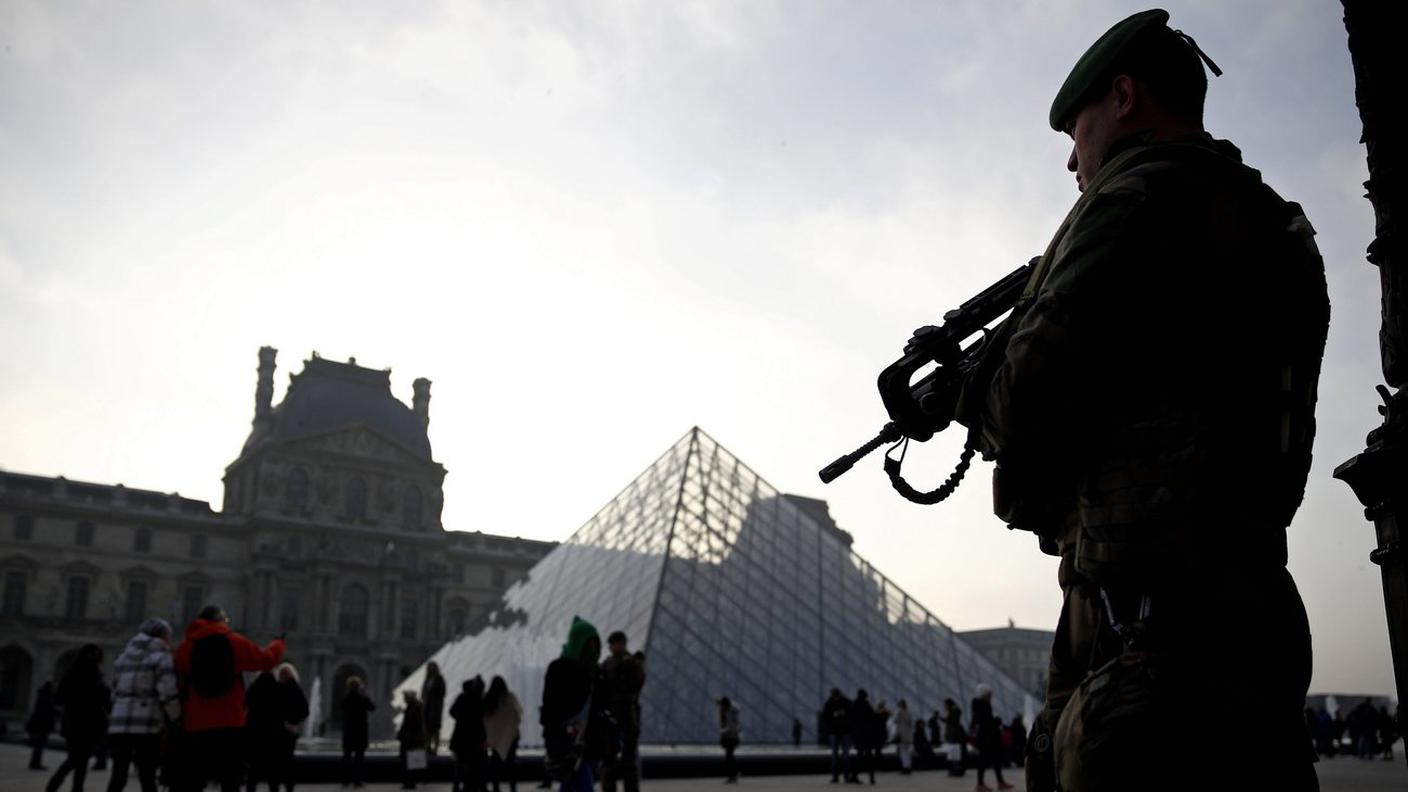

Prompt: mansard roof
[{"left": 243, "top": 355, "right": 432, "bottom": 461}]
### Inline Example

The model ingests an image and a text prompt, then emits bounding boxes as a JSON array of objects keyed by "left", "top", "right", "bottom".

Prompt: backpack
[{"left": 189, "top": 633, "right": 236, "bottom": 698}]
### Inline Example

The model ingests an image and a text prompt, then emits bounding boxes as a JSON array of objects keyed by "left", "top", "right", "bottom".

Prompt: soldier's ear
[{"left": 1111, "top": 75, "right": 1138, "bottom": 121}]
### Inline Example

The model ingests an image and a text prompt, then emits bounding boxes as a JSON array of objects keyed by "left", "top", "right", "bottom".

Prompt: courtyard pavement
[{"left": 3, "top": 741, "right": 1403, "bottom": 792}]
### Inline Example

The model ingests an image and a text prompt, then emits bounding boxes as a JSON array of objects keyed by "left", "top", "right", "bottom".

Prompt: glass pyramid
[{"left": 397, "top": 427, "right": 1037, "bottom": 746}]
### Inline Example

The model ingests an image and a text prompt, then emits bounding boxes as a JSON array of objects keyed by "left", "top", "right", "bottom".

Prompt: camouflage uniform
[{"left": 959, "top": 131, "right": 1329, "bottom": 791}]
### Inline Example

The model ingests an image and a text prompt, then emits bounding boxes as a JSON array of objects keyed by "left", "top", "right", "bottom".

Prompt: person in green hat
[
  {"left": 540, "top": 617, "right": 603, "bottom": 792},
  {"left": 955, "top": 8, "right": 1327, "bottom": 792}
]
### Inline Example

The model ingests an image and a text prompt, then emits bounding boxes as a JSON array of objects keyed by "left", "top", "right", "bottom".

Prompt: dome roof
[{"left": 243, "top": 355, "right": 432, "bottom": 460}]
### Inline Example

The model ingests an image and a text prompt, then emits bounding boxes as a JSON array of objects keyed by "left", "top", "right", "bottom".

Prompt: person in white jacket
[{"left": 106, "top": 619, "right": 181, "bottom": 792}]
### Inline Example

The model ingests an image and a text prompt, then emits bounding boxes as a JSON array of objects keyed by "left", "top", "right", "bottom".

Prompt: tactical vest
[{"left": 995, "top": 138, "right": 1329, "bottom": 580}]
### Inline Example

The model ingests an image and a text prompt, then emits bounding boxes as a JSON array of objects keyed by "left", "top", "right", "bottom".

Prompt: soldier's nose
[{"left": 1067, "top": 146, "right": 1078, "bottom": 173}]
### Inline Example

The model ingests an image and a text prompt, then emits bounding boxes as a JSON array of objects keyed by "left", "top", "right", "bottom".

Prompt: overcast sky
[{"left": 1, "top": 1, "right": 1393, "bottom": 697}]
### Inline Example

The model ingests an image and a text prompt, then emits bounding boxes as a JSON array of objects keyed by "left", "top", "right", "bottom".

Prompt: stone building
[
  {"left": 956, "top": 621, "right": 1054, "bottom": 700},
  {"left": 0, "top": 348, "right": 554, "bottom": 738}
]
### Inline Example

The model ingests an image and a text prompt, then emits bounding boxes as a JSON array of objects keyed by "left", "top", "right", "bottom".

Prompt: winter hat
[{"left": 140, "top": 618, "right": 173, "bottom": 640}]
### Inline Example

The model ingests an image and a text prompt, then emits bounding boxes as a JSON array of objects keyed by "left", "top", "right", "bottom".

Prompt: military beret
[{"left": 1049, "top": 9, "right": 1170, "bottom": 132}]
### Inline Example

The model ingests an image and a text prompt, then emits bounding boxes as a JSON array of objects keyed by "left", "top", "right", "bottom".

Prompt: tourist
[
  {"left": 942, "top": 699, "right": 966, "bottom": 778},
  {"left": 541, "top": 617, "right": 601, "bottom": 792},
  {"left": 107, "top": 619, "right": 181, "bottom": 792},
  {"left": 822, "top": 688, "right": 853, "bottom": 783},
  {"left": 484, "top": 676, "right": 523, "bottom": 792},
  {"left": 969, "top": 685, "right": 1011, "bottom": 791},
  {"left": 1007, "top": 714, "right": 1026, "bottom": 769},
  {"left": 398, "top": 690, "right": 429, "bottom": 789},
  {"left": 174, "top": 606, "right": 286, "bottom": 792},
  {"left": 791, "top": 717, "right": 802, "bottom": 748},
  {"left": 423, "top": 662, "right": 448, "bottom": 755},
  {"left": 27, "top": 679, "right": 57, "bottom": 770},
  {"left": 45, "top": 644, "right": 110, "bottom": 792},
  {"left": 893, "top": 700, "right": 914, "bottom": 775},
  {"left": 850, "top": 690, "right": 878, "bottom": 785},
  {"left": 449, "top": 676, "right": 487, "bottom": 792},
  {"left": 600, "top": 631, "right": 645, "bottom": 792},
  {"left": 913, "top": 718, "right": 934, "bottom": 766},
  {"left": 244, "top": 663, "right": 309, "bottom": 792},
  {"left": 718, "top": 697, "right": 741, "bottom": 784},
  {"left": 340, "top": 677, "right": 374, "bottom": 788}
]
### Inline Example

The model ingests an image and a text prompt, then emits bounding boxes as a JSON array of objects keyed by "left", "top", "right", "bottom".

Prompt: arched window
[
  {"left": 0, "top": 645, "right": 35, "bottom": 711},
  {"left": 403, "top": 486, "right": 423, "bottom": 530},
  {"left": 345, "top": 477, "right": 367, "bottom": 522},
  {"left": 338, "top": 584, "right": 370, "bottom": 637},
  {"left": 331, "top": 662, "right": 369, "bottom": 727},
  {"left": 286, "top": 468, "right": 309, "bottom": 513},
  {"left": 445, "top": 596, "right": 469, "bottom": 638}
]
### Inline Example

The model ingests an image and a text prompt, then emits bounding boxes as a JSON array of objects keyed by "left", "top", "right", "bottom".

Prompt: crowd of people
[
  {"left": 539, "top": 619, "right": 647, "bottom": 792},
  {"left": 1305, "top": 699, "right": 1399, "bottom": 761},
  {"left": 25, "top": 606, "right": 293, "bottom": 792},
  {"left": 388, "top": 662, "right": 524, "bottom": 792},
  {"left": 820, "top": 686, "right": 1024, "bottom": 790}
]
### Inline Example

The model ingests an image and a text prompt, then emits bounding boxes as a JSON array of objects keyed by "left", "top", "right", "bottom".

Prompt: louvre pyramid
[{"left": 398, "top": 427, "right": 1037, "bottom": 745}]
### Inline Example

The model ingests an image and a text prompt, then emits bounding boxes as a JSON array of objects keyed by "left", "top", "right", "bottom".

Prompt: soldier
[
  {"left": 955, "top": 9, "right": 1328, "bottom": 792},
  {"left": 599, "top": 631, "right": 646, "bottom": 792}
]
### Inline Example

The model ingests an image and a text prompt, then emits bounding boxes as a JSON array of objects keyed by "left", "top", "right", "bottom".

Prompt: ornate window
[
  {"left": 286, "top": 467, "right": 309, "bottom": 513},
  {"left": 0, "top": 646, "right": 33, "bottom": 710},
  {"left": 13, "top": 515, "right": 34, "bottom": 541},
  {"left": 75, "top": 521, "right": 95, "bottom": 547},
  {"left": 189, "top": 534, "right": 207, "bottom": 559},
  {"left": 65, "top": 576, "right": 90, "bottom": 619},
  {"left": 134, "top": 527, "right": 152, "bottom": 553},
  {"left": 446, "top": 597, "right": 469, "bottom": 637},
  {"left": 281, "top": 586, "right": 301, "bottom": 631},
  {"left": 181, "top": 585, "right": 204, "bottom": 625},
  {"left": 403, "top": 486, "right": 423, "bottom": 530},
  {"left": 125, "top": 580, "right": 147, "bottom": 623},
  {"left": 400, "top": 598, "right": 419, "bottom": 640},
  {"left": 338, "top": 584, "right": 370, "bottom": 637},
  {"left": 2, "top": 571, "right": 26, "bottom": 616},
  {"left": 345, "top": 477, "right": 367, "bottom": 522}
]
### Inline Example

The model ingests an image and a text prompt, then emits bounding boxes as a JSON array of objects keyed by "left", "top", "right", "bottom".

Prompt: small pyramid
[{"left": 398, "top": 428, "right": 1036, "bottom": 745}]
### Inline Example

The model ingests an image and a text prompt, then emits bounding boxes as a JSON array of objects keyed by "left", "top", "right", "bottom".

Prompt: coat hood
[
  {"left": 123, "top": 631, "right": 167, "bottom": 655},
  {"left": 560, "top": 616, "right": 600, "bottom": 663},
  {"left": 183, "top": 617, "right": 232, "bottom": 642}
]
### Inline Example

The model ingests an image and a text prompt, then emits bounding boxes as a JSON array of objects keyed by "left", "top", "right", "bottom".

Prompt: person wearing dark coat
[
  {"left": 28, "top": 680, "right": 58, "bottom": 770},
  {"left": 540, "top": 617, "right": 601, "bottom": 792},
  {"left": 823, "top": 688, "right": 853, "bottom": 783},
  {"left": 398, "top": 691, "right": 429, "bottom": 790},
  {"left": 422, "top": 662, "right": 448, "bottom": 755},
  {"left": 969, "top": 685, "right": 1011, "bottom": 790},
  {"left": 942, "top": 699, "right": 966, "bottom": 778},
  {"left": 850, "top": 690, "right": 878, "bottom": 785},
  {"left": 46, "top": 644, "right": 112, "bottom": 792},
  {"left": 449, "top": 677, "right": 488, "bottom": 792},
  {"left": 340, "top": 676, "right": 375, "bottom": 788},
  {"left": 245, "top": 664, "right": 310, "bottom": 792},
  {"left": 1008, "top": 713, "right": 1027, "bottom": 769}
]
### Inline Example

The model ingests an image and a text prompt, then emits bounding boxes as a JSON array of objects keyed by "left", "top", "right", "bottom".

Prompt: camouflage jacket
[{"left": 957, "top": 133, "right": 1329, "bottom": 584}]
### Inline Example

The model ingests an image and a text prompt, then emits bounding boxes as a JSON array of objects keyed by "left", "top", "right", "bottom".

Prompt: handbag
[{"left": 406, "top": 749, "right": 429, "bottom": 771}]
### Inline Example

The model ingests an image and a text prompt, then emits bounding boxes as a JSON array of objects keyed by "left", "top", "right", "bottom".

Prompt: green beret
[{"left": 1049, "top": 9, "right": 1170, "bottom": 132}]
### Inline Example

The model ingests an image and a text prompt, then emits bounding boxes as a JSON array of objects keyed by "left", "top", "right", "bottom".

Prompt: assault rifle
[{"left": 818, "top": 259, "right": 1035, "bottom": 503}]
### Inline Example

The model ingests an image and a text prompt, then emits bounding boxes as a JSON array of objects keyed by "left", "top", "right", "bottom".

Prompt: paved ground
[{"left": 4, "top": 741, "right": 1404, "bottom": 792}]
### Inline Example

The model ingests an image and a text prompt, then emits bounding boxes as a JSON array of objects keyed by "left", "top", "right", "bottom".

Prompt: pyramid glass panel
[{"left": 398, "top": 428, "right": 1037, "bottom": 745}]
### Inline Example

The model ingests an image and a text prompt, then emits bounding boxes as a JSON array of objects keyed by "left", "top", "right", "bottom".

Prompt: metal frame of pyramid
[{"left": 397, "top": 427, "right": 1037, "bottom": 746}]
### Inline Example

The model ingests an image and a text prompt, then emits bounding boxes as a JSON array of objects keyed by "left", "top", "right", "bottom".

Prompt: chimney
[
  {"left": 255, "top": 347, "right": 277, "bottom": 426},
  {"left": 412, "top": 378, "right": 432, "bottom": 428}
]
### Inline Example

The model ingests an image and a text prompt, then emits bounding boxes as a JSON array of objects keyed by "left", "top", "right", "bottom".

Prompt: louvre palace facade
[{"left": 0, "top": 348, "right": 553, "bottom": 738}]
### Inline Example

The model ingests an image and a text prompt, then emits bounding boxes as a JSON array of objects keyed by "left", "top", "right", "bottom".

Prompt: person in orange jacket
[{"left": 173, "top": 605, "right": 285, "bottom": 792}]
